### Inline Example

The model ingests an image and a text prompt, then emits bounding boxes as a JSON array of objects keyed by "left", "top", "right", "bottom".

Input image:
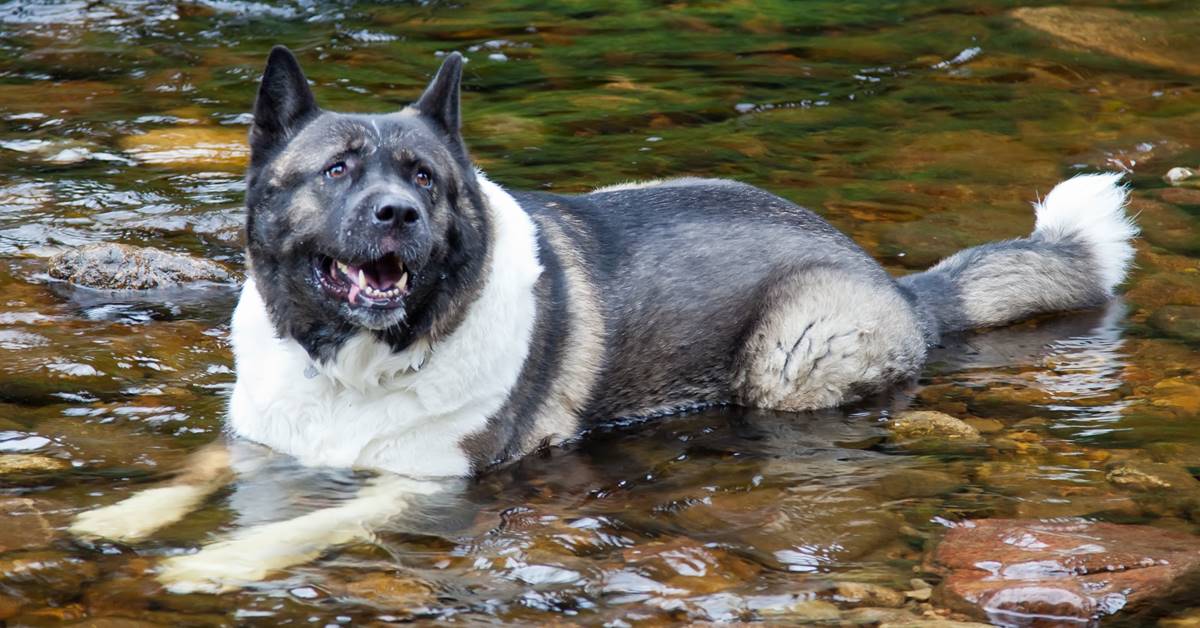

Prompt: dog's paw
[
  {"left": 158, "top": 541, "right": 279, "bottom": 594},
  {"left": 70, "top": 485, "right": 208, "bottom": 543}
]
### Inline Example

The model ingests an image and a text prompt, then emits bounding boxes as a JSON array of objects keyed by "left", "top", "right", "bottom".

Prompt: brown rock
[
  {"left": 1150, "top": 378, "right": 1200, "bottom": 415},
  {"left": 962, "top": 418, "right": 1003, "bottom": 435},
  {"left": 1106, "top": 461, "right": 1200, "bottom": 492},
  {"left": 0, "top": 551, "right": 100, "bottom": 605},
  {"left": 120, "top": 126, "right": 248, "bottom": 169},
  {"left": 47, "top": 243, "right": 233, "bottom": 290},
  {"left": 622, "top": 538, "right": 761, "bottom": 594},
  {"left": 0, "top": 498, "right": 59, "bottom": 552},
  {"left": 841, "top": 606, "right": 923, "bottom": 624},
  {"left": 334, "top": 571, "right": 435, "bottom": 609},
  {"left": 888, "top": 411, "right": 981, "bottom": 442},
  {"left": 877, "top": 469, "right": 964, "bottom": 500},
  {"left": 1011, "top": 7, "right": 1200, "bottom": 76},
  {"left": 933, "top": 519, "right": 1200, "bottom": 624},
  {"left": 0, "top": 454, "right": 70, "bottom": 474},
  {"left": 1149, "top": 306, "right": 1200, "bottom": 343},
  {"left": 831, "top": 581, "right": 906, "bottom": 608},
  {"left": 1160, "top": 187, "right": 1200, "bottom": 206},
  {"left": 768, "top": 599, "right": 840, "bottom": 621}
]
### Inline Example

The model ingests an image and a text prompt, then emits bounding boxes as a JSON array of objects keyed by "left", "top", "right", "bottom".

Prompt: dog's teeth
[
  {"left": 357, "top": 269, "right": 367, "bottom": 289},
  {"left": 397, "top": 272, "right": 408, "bottom": 292},
  {"left": 337, "top": 261, "right": 350, "bottom": 275}
]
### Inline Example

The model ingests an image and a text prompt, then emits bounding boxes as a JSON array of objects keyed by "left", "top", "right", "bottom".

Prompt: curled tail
[{"left": 900, "top": 173, "right": 1137, "bottom": 341}]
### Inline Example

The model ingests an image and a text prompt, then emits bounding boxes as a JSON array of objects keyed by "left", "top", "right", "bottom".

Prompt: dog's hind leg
[
  {"left": 733, "top": 266, "right": 927, "bottom": 411},
  {"left": 70, "top": 442, "right": 233, "bottom": 543},
  {"left": 157, "top": 474, "right": 446, "bottom": 594}
]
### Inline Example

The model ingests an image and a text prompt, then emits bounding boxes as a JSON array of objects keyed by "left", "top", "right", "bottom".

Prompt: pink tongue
[{"left": 348, "top": 284, "right": 361, "bottom": 305}]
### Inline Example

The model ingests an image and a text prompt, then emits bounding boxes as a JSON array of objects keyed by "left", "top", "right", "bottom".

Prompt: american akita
[{"left": 71, "top": 46, "right": 1138, "bottom": 592}]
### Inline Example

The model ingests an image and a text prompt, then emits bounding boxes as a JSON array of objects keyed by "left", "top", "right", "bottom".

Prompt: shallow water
[{"left": 1, "top": 0, "right": 1199, "bottom": 625}]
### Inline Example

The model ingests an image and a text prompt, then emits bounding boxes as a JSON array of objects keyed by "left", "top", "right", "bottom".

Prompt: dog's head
[{"left": 244, "top": 47, "right": 490, "bottom": 362}]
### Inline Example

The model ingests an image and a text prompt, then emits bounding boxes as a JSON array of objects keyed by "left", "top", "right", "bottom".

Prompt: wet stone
[
  {"left": 119, "top": 126, "right": 249, "bottom": 169},
  {"left": 621, "top": 538, "right": 761, "bottom": 595},
  {"left": 840, "top": 606, "right": 923, "bottom": 624},
  {"left": 1105, "top": 461, "right": 1200, "bottom": 492},
  {"left": 887, "top": 411, "right": 981, "bottom": 443},
  {"left": 829, "top": 581, "right": 906, "bottom": 608},
  {"left": 876, "top": 469, "right": 964, "bottom": 500},
  {"left": 1149, "top": 306, "right": 1200, "bottom": 343},
  {"left": 0, "top": 498, "right": 59, "bottom": 552},
  {"left": 961, "top": 418, "right": 1003, "bottom": 435},
  {"left": 1150, "top": 378, "right": 1200, "bottom": 415},
  {"left": 765, "top": 598, "right": 840, "bottom": 621},
  {"left": 933, "top": 519, "right": 1200, "bottom": 625},
  {"left": 47, "top": 243, "right": 233, "bottom": 290},
  {"left": 332, "top": 571, "right": 436, "bottom": 609},
  {"left": 0, "top": 551, "right": 100, "bottom": 602},
  {"left": 1159, "top": 188, "right": 1200, "bottom": 206},
  {"left": 1011, "top": 7, "right": 1200, "bottom": 76},
  {"left": 1165, "top": 167, "right": 1198, "bottom": 187},
  {"left": 0, "top": 454, "right": 70, "bottom": 474}
]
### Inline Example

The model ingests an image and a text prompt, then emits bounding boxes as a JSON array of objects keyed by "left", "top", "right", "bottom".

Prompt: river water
[{"left": 0, "top": 1, "right": 1198, "bottom": 625}]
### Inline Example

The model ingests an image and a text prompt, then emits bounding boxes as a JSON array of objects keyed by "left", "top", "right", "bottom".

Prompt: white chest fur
[{"left": 227, "top": 175, "right": 543, "bottom": 477}]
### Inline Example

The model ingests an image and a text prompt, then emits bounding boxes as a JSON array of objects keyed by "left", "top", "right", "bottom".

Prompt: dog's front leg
[
  {"left": 70, "top": 442, "right": 233, "bottom": 543},
  {"left": 157, "top": 474, "right": 445, "bottom": 594}
]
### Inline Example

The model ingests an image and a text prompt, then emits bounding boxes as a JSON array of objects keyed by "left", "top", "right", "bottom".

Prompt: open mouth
[{"left": 314, "top": 253, "right": 410, "bottom": 308}]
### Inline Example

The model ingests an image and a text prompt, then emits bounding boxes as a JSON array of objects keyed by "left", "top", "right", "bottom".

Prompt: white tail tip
[{"left": 1033, "top": 173, "right": 1138, "bottom": 294}]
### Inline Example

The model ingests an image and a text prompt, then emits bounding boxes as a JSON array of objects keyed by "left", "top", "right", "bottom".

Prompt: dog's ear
[
  {"left": 414, "top": 52, "right": 464, "bottom": 136},
  {"left": 250, "top": 46, "right": 319, "bottom": 160}
]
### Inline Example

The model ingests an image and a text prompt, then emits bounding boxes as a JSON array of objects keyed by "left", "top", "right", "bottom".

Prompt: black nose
[{"left": 373, "top": 201, "right": 421, "bottom": 227}]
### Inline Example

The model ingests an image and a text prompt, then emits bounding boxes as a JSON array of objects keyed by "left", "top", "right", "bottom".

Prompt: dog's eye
[
  {"left": 414, "top": 169, "right": 433, "bottom": 189},
  {"left": 324, "top": 162, "right": 348, "bottom": 179}
]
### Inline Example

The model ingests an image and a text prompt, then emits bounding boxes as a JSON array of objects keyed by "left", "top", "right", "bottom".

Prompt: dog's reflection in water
[{"left": 72, "top": 441, "right": 464, "bottom": 593}]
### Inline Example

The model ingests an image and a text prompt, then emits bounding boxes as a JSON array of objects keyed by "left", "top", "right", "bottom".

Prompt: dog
[{"left": 71, "top": 46, "right": 1138, "bottom": 592}]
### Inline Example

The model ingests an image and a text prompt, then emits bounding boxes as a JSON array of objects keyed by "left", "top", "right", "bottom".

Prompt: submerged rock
[
  {"left": 1105, "top": 461, "right": 1200, "bottom": 492},
  {"left": 934, "top": 518, "right": 1200, "bottom": 625},
  {"left": 888, "top": 411, "right": 981, "bottom": 443},
  {"left": 332, "top": 571, "right": 436, "bottom": 609},
  {"left": 1149, "top": 306, "right": 1200, "bottom": 343},
  {"left": 0, "top": 454, "right": 69, "bottom": 474},
  {"left": 119, "top": 126, "right": 249, "bottom": 169},
  {"left": 0, "top": 498, "right": 58, "bottom": 552},
  {"left": 1165, "top": 167, "right": 1197, "bottom": 187},
  {"left": 47, "top": 243, "right": 233, "bottom": 290},
  {"left": 0, "top": 550, "right": 100, "bottom": 601},
  {"left": 830, "top": 581, "right": 906, "bottom": 608},
  {"left": 1011, "top": 7, "right": 1200, "bottom": 76}
]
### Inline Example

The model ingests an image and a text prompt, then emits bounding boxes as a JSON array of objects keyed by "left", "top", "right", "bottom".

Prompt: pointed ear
[
  {"left": 414, "top": 52, "right": 464, "bottom": 135},
  {"left": 250, "top": 46, "right": 319, "bottom": 160}
]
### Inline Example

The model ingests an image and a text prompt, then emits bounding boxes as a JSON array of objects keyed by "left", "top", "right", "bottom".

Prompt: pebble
[{"left": 1164, "top": 166, "right": 1197, "bottom": 186}]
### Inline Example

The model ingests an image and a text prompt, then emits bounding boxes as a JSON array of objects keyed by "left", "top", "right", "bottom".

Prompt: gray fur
[{"left": 899, "top": 233, "right": 1107, "bottom": 342}]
